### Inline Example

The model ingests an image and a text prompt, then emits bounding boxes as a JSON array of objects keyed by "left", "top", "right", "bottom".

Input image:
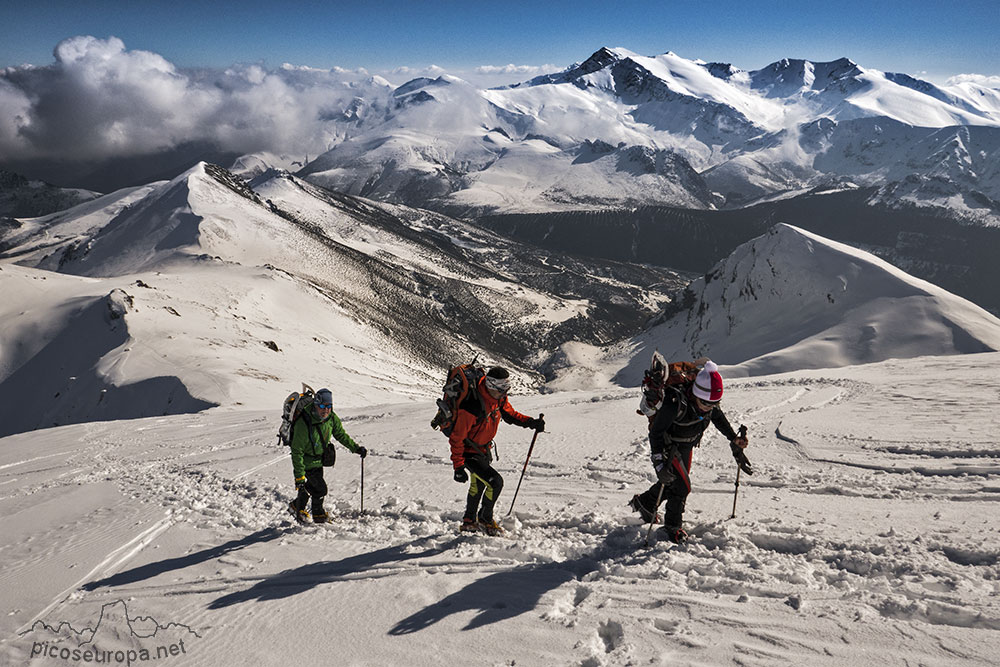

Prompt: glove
[
  {"left": 730, "top": 442, "right": 753, "bottom": 475},
  {"left": 652, "top": 447, "right": 679, "bottom": 485},
  {"left": 528, "top": 416, "right": 545, "bottom": 433},
  {"left": 294, "top": 476, "right": 307, "bottom": 491},
  {"left": 357, "top": 446, "right": 368, "bottom": 459},
  {"left": 453, "top": 467, "right": 468, "bottom": 483}
]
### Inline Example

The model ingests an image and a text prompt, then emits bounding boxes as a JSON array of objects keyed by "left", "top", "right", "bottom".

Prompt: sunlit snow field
[{"left": 2, "top": 353, "right": 999, "bottom": 666}]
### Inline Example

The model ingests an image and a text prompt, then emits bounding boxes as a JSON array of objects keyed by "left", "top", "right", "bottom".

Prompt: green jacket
[{"left": 290, "top": 406, "right": 359, "bottom": 479}]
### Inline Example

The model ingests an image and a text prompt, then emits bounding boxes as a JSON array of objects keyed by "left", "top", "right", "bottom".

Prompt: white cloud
[
  {"left": 0, "top": 77, "right": 32, "bottom": 158},
  {"left": 384, "top": 63, "right": 560, "bottom": 88},
  {"left": 0, "top": 37, "right": 567, "bottom": 167},
  {"left": 0, "top": 36, "right": 393, "bottom": 163},
  {"left": 945, "top": 73, "right": 1000, "bottom": 88},
  {"left": 390, "top": 65, "right": 448, "bottom": 80},
  {"left": 474, "top": 64, "right": 558, "bottom": 76}
]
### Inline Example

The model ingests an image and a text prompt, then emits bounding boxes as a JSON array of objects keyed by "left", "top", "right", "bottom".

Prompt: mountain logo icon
[{"left": 18, "top": 599, "right": 200, "bottom": 664}]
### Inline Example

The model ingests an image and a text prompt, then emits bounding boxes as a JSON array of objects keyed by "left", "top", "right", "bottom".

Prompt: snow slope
[
  {"left": 608, "top": 223, "right": 1000, "bottom": 385},
  {"left": 2, "top": 353, "right": 999, "bottom": 666}
]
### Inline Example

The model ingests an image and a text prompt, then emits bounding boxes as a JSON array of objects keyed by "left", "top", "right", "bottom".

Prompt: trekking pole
[
  {"left": 360, "top": 455, "right": 365, "bottom": 515},
  {"left": 505, "top": 413, "right": 544, "bottom": 517},
  {"left": 730, "top": 425, "right": 748, "bottom": 519},
  {"left": 644, "top": 483, "right": 666, "bottom": 547}
]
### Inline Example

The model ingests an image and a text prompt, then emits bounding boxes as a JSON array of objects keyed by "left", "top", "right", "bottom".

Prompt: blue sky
[{"left": 1, "top": 0, "right": 998, "bottom": 83}]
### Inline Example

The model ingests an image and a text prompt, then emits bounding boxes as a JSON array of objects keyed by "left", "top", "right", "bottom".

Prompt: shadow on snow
[
  {"left": 82, "top": 526, "right": 287, "bottom": 591},
  {"left": 389, "top": 526, "right": 643, "bottom": 634},
  {"left": 208, "top": 537, "right": 456, "bottom": 609}
]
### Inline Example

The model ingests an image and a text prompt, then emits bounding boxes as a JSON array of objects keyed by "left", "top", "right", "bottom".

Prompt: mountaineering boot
[
  {"left": 460, "top": 517, "right": 480, "bottom": 533},
  {"left": 478, "top": 513, "right": 503, "bottom": 536},
  {"left": 661, "top": 526, "right": 688, "bottom": 544},
  {"left": 312, "top": 509, "right": 330, "bottom": 524},
  {"left": 629, "top": 494, "right": 660, "bottom": 524},
  {"left": 288, "top": 501, "right": 310, "bottom": 525}
]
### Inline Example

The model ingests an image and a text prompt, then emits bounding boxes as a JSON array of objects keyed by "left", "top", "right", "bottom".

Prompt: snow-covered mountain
[
  {"left": 0, "top": 162, "right": 684, "bottom": 437},
  {"left": 7, "top": 160, "right": 999, "bottom": 436},
  {"left": 4, "top": 45, "right": 1000, "bottom": 222},
  {"left": 283, "top": 47, "right": 1000, "bottom": 222},
  {"left": 477, "top": 182, "right": 1000, "bottom": 320},
  {"left": 6, "top": 43, "right": 1000, "bottom": 667},
  {"left": 606, "top": 223, "right": 1000, "bottom": 385},
  {"left": 5, "top": 203, "right": 1000, "bottom": 662},
  {"left": 0, "top": 169, "right": 99, "bottom": 218},
  {"left": 4, "top": 43, "right": 999, "bottom": 227},
  {"left": 5, "top": 162, "right": 1000, "bottom": 666},
  {"left": 297, "top": 71, "right": 719, "bottom": 214}
]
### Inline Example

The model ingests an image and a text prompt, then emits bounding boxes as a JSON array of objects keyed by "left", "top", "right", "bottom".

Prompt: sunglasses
[
  {"left": 315, "top": 402, "right": 333, "bottom": 409},
  {"left": 484, "top": 377, "right": 510, "bottom": 393},
  {"left": 695, "top": 397, "right": 719, "bottom": 408}
]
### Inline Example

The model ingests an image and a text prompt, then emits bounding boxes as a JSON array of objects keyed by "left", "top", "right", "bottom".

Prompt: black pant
[
  {"left": 637, "top": 439, "right": 694, "bottom": 529},
  {"left": 293, "top": 468, "right": 328, "bottom": 514},
  {"left": 463, "top": 451, "right": 504, "bottom": 523}
]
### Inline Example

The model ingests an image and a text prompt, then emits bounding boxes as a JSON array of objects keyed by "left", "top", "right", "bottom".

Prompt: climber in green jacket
[{"left": 288, "top": 387, "right": 367, "bottom": 523}]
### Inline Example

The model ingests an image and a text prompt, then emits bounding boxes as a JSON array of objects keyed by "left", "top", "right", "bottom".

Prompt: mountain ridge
[
  {"left": 292, "top": 46, "right": 1000, "bottom": 221},
  {"left": 601, "top": 222, "right": 1000, "bottom": 387},
  {"left": 4, "top": 45, "right": 1000, "bottom": 223},
  {"left": 0, "top": 161, "right": 688, "bottom": 435}
]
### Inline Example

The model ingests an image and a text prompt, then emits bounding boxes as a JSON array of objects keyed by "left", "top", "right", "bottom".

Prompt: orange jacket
[{"left": 449, "top": 378, "right": 532, "bottom": 469}]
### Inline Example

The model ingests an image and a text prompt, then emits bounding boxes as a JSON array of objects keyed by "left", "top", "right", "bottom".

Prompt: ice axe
[{"left": 505, "top": 413, "right": 544, "bottom": 517}]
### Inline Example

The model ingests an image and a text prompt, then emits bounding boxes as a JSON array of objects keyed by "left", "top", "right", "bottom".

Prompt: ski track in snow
[{"left": 2, "top": 362, "right": 1000, "bottom": 665}]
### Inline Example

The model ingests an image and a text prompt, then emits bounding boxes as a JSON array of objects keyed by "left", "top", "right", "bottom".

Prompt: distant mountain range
[
  {"left": 4, "top": 46, "right": 1000, "bottom": 434},
  {"left": 0, "top": 170, "right": 98, "bottom": 218},
  {"left": 291, "top": 47, "right": 1000, "bottom": 223},
  {"left": 4, "top": 47, "right": 999, "bottom": 225}
]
